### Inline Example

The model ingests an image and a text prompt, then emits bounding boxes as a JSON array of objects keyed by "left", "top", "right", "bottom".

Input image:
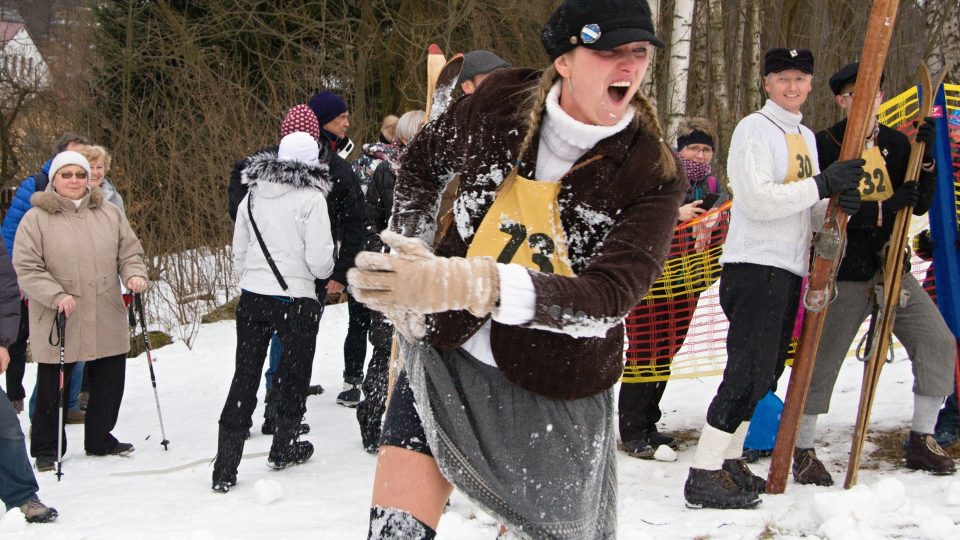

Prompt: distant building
[{"left": 0, "top": 20, "right": 47, "bottom": 88}]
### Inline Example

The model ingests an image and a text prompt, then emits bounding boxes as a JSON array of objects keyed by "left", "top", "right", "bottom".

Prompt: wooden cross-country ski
[
  {"left": 845, "top": 64, "right": 947, "bottom": 488},
  {"left": 765, "top": 0, "right": 901, "bottom": 494}
]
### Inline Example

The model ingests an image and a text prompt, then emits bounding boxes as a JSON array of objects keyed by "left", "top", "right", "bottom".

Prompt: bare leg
[{"left": 371, "top": 445, "right": 452, "bottom": 529}]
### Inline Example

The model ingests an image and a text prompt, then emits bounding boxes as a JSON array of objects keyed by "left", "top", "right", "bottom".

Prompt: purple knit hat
[{"left": 308, "top": 91, "right": 348, "bottom": 127}]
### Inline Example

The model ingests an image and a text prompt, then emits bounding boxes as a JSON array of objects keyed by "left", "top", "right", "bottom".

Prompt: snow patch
[
  {"left": 0, "top": 507, "right": 26, "bottom": 532},
  {"left": 653, "top": 445, "right": 677, "bottom": 462}
]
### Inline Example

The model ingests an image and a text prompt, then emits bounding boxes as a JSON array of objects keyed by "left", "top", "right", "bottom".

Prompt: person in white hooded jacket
[{"left": 212, "top": 131, "right": 334, "bottom": 493}]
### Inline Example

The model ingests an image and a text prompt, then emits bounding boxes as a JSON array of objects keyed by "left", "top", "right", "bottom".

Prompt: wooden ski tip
[{"left": 428, "top": 44, "right": 442, "bottom": 54}]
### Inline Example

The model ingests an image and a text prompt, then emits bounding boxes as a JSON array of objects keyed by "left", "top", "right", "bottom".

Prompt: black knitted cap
[{"left": 763, "top": 48, "right": 814, "bottom": 76}]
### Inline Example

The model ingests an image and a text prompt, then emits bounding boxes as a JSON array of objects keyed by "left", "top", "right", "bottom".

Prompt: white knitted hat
[
  {"left": 278, "top": 132, "right": 320, "bottom": 168},
  {"left": 49, "top": 150, "right": 92, "bottom": 182}
]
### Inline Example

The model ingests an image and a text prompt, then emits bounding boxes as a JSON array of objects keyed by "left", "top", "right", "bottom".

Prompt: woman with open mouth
[{"left": 349, "top": 0, "right": 684, "bottom": 538}]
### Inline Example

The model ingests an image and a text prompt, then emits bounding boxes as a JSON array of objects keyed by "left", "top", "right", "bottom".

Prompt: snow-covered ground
[{"left": 1, "top": 302, "right": 958, "bottom": 539}]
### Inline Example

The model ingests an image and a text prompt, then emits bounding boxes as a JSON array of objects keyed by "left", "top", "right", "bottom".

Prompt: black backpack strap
[{"left": 247, "top": 194, "right": 289, "bottom": 293}]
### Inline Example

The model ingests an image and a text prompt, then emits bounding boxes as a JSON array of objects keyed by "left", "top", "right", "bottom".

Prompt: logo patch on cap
[
  {"left": 790, "top": 49, "right": 798, "bottom": 58},
  {"left": 580, "top": 24, "right": 601, "bottom": 44}
]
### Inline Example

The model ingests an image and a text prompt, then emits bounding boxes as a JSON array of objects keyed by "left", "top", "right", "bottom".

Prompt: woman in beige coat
[{"left": 12, "top": 151, "right": 148, "bottom": 471}]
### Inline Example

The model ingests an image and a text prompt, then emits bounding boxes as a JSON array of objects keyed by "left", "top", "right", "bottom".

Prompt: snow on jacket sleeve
[
  {"left": 2, "top": 176, "right": 38, "bottom": 256},
  {"left": 303, "top": 193, "right": 335, "bottom": 281},
  {"left": 726, "top": 132, "right": 821, "bottom": 222},
  {"left": 0, "top": 245, "right": 19, "bottom": 346}
]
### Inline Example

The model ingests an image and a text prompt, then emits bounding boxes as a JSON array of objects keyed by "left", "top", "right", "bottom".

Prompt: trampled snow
[{"left": 3, "top": 302, "right": 958, "bottom": 538}]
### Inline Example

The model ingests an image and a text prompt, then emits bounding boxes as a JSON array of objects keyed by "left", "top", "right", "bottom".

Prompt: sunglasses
[{"left": 59, "top": 171, "right": 88, "bottom": 180}]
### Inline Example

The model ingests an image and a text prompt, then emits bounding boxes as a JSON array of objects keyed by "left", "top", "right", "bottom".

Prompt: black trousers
[
  {"left": 3, "top": 301, "right": 29, "bottom": 402},
  {"left": 343, "top": 293, "right": 371, "bottom": 384},
  {"left": 707, "top": 263, "right": 801, "bottom": 433},
  {"left": 618, "top": 294, "right": 699, "bottom": 441},
  {"left": 218, "top": 291, "right": 321, "bottom": 435},
  {"left": 31, "top": 354, "right": 126, "bottom": 458},
  {"left": 356, "top": 311, "right": 393, "bottom": 448}
]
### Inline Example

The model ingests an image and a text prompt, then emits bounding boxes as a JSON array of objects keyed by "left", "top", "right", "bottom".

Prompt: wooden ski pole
[
  {"left": 765, "top": 0, "right": 901, "bottom": 494},
  {"left": 845, "top": 65, "right": 945, "bottom": 488}
]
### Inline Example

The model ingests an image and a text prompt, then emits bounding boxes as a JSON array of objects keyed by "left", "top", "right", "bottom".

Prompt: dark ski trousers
[
  {"left": 219, "top": 291, "right": 320, "bottom": 435},
  {"left": 356, "top": 311, "right": 393, "bottom": 448},
  {"left": 0, "top": 387, "right": 38, "bottom": 509},
  {"left": 3, "top": 300, "right": 29, "bottom": 402},
  {"left": 343, "top": 293, "right": 371, "bottom": 384},
  {"left": 618, "top": 294, "right": 698, "bottom": 441},
  {"left": 707, "top": 263, "right": 800, "bottom": 433},
  {"left": 31, "top": 354, "right": 126, "bottom": 458}
]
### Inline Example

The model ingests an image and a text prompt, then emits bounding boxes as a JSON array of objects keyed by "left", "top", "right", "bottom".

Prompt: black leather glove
[
  {"left": 884, "top": 181, "right": 920, "bottom": 213},
  {"left": 915, "top": 117, "right": 936, "bottom": 160},
  {"left": 838, "top": 189, "right": 861, "bottom": 216},
  {"left": 814, "top": 158, "right": 866, "bottom": 198}
]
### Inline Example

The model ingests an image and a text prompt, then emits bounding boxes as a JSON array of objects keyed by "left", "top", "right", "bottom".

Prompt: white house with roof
[{"left": 0, "top": 21, "right": 47, "bottom": 89}]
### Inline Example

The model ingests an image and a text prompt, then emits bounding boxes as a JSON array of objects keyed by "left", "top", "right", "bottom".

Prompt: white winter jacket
[{"left": 233, "top": 152, "right": 335, "bottom": 300}]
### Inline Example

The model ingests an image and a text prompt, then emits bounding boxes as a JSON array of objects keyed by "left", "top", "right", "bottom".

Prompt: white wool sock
[
  {"left": 693, "top": 424, "right": 733, "bottom": 470},
  {"left": 723, "top": 422, "right": 751, "bottom": 460},
  {"left": 912, "top": 394, "right": 945, "bottom": 435},
  {"left": 795, "top": 414, "right": 819, "bottom": 449}
]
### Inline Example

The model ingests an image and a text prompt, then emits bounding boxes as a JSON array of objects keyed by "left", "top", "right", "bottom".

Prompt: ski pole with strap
[{"left": 55, "top": 311, "right": 65, "bottom": 481}]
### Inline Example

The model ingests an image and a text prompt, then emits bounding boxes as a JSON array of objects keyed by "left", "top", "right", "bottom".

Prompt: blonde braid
[
  {"left": 515, "top": 66, "right": 559, "bottom": 167},
  {"left": 632, "top": 92, "right": 678, "bottom": 178}
]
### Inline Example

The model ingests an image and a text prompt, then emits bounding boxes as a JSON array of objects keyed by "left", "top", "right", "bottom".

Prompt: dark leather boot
[
  {"left": 905, "top": 431, "right": 956, "bottom": 475},
  {"left": 792, "top": 448, "right": 834, "bottom": 486},
  {"left": 212, "top": 428, "right": 246, "bottom": 492},
  {"left": 722, "top": 458, "right": 766, "bottom": 493},
  {"left": 368, "top": 506, "right": 436, "bottom": 539},
  {"left": 684, "top": 467, "right": 761, "bottom": 509}
]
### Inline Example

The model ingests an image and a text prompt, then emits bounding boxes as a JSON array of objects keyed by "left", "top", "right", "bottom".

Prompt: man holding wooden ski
[
  {"left": 793, "top": 62, "right": 956, "bottom": 485},
  {"left": 684, "top": 48, "right": 865, "bottom": 509}
]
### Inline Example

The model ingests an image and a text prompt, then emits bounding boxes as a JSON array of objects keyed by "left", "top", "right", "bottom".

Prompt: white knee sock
[
  {"left": 913, "top": 394, "right": 945, "bottom": 435},
  {"left": 723, "top": 422, "right": 751, "bottom": 460},
  {"left": 693, "top": 423, "right": 733, "bottom": 470},
  {"left": 796, "top": 414, "right": 818, "bottom": 449}
]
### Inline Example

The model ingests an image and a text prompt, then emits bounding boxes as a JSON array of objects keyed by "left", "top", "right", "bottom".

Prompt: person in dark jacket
[
  {"left": 794, "top": 62, "right": 956, "bottom": 486},
  {"left": 1, "top": 133, "right": 89, "bottom": 415},
  {"left": 355, "top": 109, "right": 423, "bottom": 453},
  {"left": 619, "top": 117, "right": 726, "bottom": 459},
  {"left": 0, "top": 240, "right": 57, "bottom": 523},
  {"left": 349, "top": 1, "right": 684, "bottom": 535},
  {"left": 307, "top": 91, "right": 369, "bottom": 407}
]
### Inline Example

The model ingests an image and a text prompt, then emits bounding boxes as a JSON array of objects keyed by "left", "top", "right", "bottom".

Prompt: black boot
[
  {"left": 792, "top": 448, "right": 834, "bottom": 486},
  {"left": 262, "top": 387, "right": 310, "bottom": 436},
  {"left": 684, "top": 467, "right": 762, "bottom": 509},
  {"left": 368, "top": 506, "right": 436, "bottom": 539},
  {"left": 212, "top": 428, "right": 246, "bottom": 493},
  {"left": 268, "top": 422, "right": 314, "bottom": 470},
  {"left": 722, "top": 458, "right": 766, "bottom": 493}
]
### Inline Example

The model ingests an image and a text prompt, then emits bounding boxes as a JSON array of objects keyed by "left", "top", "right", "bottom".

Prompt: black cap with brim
[
  {"left": 541, "top": 1, "right": 665, "bottom": 61},
  {"left": 829, "top": 62, "right": 885, "bottom": 95},
  {"left": 763, "top": 48, "right": 814, "bottom": 76}
]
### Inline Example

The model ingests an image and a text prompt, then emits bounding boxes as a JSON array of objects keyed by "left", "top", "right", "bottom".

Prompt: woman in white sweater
[
  {"left": 213, "top": 131, "right": 334, "bottom": 493},
  {"left": 684, "top": 47, "right": 865, "bottom": 510}
]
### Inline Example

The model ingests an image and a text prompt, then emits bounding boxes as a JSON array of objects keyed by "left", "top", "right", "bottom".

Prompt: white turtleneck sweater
[
  {"left": 463, "top": 81, "right": 636, "bottom": 366},
  {"left": 718, "top": 99, "right": 827, "bottom": 277}
]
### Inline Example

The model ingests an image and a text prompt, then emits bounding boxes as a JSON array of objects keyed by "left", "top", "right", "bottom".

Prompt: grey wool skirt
[{"left": 400, "top": 338, "right": 618, "bottom": 539}]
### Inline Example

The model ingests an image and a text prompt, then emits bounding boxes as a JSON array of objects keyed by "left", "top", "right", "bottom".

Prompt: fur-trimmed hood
[
  {"left": 30, "top": 185, "right": 104, "bottom": 214},
  {"left": 240, "top": 149, "right": 332, "bottom": 197}
]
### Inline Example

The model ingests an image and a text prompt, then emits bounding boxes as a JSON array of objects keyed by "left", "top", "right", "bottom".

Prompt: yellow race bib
[
  {"left": 857, "top": 145, "right": 892, "bottom": 202},
  {"left": 465, "top": 170, "right": 574, "bottom": 276},
  {"left": 784, "top": 133, "right": 815, "bottom": 184}
]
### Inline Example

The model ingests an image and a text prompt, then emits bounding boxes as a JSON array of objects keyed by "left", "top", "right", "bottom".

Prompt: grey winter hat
[
  {"left": 457, "top": 50, "right": 511, "bottom": 84},
  {"left": 541, "top": 0, "right": 665, "bottom": 61}
]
